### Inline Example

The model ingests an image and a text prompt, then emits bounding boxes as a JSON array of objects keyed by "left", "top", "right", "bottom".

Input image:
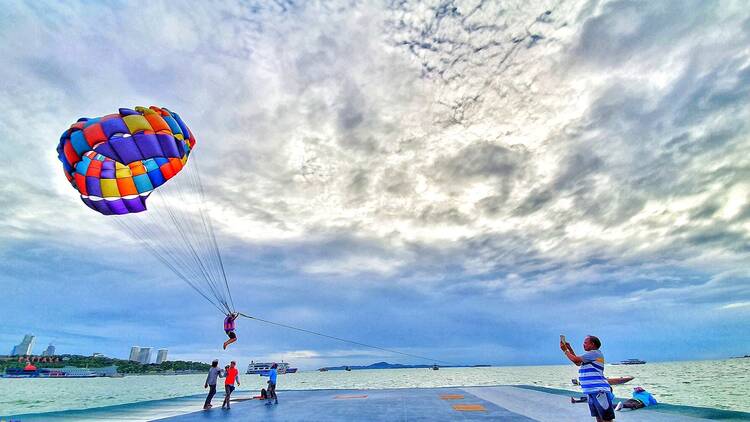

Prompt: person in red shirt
[
  {"left": 222, "top": 361, "right": 240, "bottom": 409},
  {"left": 23, "top": 361, "right": 37, "bottom": 371}
]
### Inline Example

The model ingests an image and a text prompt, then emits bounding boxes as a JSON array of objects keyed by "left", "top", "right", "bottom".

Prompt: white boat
[
  {"left": 1, "top": 365, "right": 119, "bottom": 378},
  {"left": 246, "top": 361, "right": 297, "bottom": 375},
  {"left": 618, "top": 359, "right": 646, "bottom": 365}
]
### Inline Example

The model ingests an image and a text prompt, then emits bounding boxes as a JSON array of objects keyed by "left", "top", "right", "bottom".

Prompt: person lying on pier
[
  {"left": 615, "top": 387, "right": 657, "bottom": 411},
  {"left": 223, "top": 312, "right": 239, "bottom": 350}
]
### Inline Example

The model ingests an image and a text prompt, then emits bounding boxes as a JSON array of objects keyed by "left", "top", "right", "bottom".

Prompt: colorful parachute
[
  {"left": 56, "top": 106, "right": 195, "bottom": 215},
  {"left": 57, "top": 106, "right": 235, "bottom": 315}
]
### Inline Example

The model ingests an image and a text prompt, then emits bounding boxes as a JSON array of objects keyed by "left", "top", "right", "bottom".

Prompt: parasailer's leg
[{"left": 223, "top": 330, "right": 237, "bottom": 350}]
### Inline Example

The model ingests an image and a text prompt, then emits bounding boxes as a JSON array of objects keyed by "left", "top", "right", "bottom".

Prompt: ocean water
[{"left": 1, "top": 359, "right": 748, "bottom": 417}]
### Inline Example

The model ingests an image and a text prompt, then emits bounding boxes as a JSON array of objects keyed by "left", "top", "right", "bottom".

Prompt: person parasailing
[{"left": 223, "top": 311, "right": 240, "bottom": 349}]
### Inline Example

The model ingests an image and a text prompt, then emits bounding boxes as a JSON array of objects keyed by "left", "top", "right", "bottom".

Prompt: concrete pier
[{"left": 7, "top": 385, "right": 750, "bottom": 421}]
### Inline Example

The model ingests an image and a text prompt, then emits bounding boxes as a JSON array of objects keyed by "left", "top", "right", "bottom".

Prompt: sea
[{"left": 1, "top": 359, "right": 748, "bottom": 417}]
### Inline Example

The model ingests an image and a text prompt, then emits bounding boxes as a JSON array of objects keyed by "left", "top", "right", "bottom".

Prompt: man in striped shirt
[{"left": 561, "top": 335, "right": 615, "bottom": 422}]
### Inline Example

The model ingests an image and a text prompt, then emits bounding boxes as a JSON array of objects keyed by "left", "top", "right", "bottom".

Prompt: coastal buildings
[
  {"left": 129, "top": 346, "right": 168, "bottom": 364},
  {"left": 156, "top": 349, "right": 168, "bottom": 364},
  {"left": 129, "top": 346, "right": 141, "bottom": 362},
  {"left": 10, "top": 334, "right": 35, "bottom": 356},
  {"left": 138, "top": 347, "right": 152, "bottom": 364},
  {"left": 41, "top": 344, "right": 56, "bottom": 356}
]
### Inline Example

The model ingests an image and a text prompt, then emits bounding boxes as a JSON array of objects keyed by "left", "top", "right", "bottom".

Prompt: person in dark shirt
[{"left": 203, "top": 360, "right": 224, "bottom": 410}]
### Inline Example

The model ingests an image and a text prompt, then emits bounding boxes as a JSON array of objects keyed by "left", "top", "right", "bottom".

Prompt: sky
[{"left": 0, "top": 0, "right": 748, "bottom": 370}]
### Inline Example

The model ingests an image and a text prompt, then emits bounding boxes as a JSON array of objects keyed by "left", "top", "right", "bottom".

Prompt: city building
[
  {"left": 138, "top": 347, "right": 152, "bottom": 364},
  {"left": 129, "top": 346, "right": 141, "bottom": 362},
  {"left": 10, "top": 334, "right": 35, "bottom": 356},
  {"left": 42, "top": 344, "right": 56, "bottom": 356},
  {"left": 156, "top": 349, "right": 168, "bottom": 364}
]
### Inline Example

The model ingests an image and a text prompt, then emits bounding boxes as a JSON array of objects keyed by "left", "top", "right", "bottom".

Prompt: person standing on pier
[
  {"left": 222, "top": 361, "right": 240, "bottom": 409},
  {"left": 203, "top": 360, "right": 224, "bottom": 410},
  {"left": 265, "top": 363, "right": 279, "bottom": 405},
  {"left": 561, "top": 335, "right": 615, "bottom": 422}
]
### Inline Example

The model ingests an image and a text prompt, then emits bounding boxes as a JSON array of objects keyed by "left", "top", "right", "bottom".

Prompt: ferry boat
[
  {"left": 1, "top": 365, "right": 120, "bottom": 378},
  {"left": 618, "top": 359, "right": 646, "bottom": 365},
  {"left": 246, "top": 361, "right": 298, "bottom": 375}
]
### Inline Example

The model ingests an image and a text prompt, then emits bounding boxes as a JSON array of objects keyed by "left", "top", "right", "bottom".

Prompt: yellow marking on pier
[{"left": 452, "top": 404, "right": 487, "bottom": 412}]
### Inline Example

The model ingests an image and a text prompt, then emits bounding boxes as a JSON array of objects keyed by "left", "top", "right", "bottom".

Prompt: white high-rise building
[
  {"left": 138, "top": 347, "right": 152, "bottom": 364},
  {"left": 41, "top": 344, "right": 56, "bottom": 356},
  {"left": 156, "top": 349, "right": 168, "bottom": 364},
  {"left": 129, "top": 346, "right": 141, "bottom": 362},
  {"left": 11, "top": 335, "right": 35, "bottom": 356}
]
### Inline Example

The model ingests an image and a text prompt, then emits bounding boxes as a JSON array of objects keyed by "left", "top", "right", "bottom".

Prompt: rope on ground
[{"left": 237, "top": 312, "right": 459, "bottom": 366}]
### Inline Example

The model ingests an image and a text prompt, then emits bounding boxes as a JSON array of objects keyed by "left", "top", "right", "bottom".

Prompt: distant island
[{"left": 319, "top": 361, "right": 491, "bottom": 371}]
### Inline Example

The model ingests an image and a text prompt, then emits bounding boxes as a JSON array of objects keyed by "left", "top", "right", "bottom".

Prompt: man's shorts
[
  {"left": 225, "top": 384, "right": 235, "bottom": 393},
  {"left": 587, "top": 391, "right": 615, "bottom": 420},
  {"left": 225, "top": 330, "right": 236, "bottom": 339}
]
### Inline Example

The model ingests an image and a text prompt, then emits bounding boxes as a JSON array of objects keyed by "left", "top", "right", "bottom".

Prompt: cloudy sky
[{"left": 1, "top": 0, "right": 748, "bottom": 369}]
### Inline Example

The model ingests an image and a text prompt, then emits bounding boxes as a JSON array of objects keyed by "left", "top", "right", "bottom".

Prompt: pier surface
[{"left": 7, "top": 385, "right": 750, "bottom": 421}]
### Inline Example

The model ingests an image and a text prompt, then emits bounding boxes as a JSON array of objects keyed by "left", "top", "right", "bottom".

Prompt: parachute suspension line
[
  {"left": 113, "top": 217, "right": 227, "bottom": 314},
  {"left": 158, "top": 188, "right": 228, "bottom": 311},
  {"left": 144, "top": 188, "right": 229, "bottom": 312},
  {"left": 193, "top": 160, "right": 235, "bottom": 312},
  {"left": 237, "top": 313, "right": 459, "bottom": 366},
  {"left": 112, "top": 152, "right": 234, "bottom": 316},
  {"left": 157, "top": 156, "right": 232, "bottom": 314},
  {"left": 173, "top": 170, "right": 226, "bottom": 309},
  {"left": 178, "top": 154, "right": 233, "bottom": 313},
  {"left": 130, "top": 195, "right": 224, "bottom": 311}
]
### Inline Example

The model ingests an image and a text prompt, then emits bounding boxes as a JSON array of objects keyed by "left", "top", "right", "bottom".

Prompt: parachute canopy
[{"left": 56, "top": 106, "right": 195, "bottom": 215}]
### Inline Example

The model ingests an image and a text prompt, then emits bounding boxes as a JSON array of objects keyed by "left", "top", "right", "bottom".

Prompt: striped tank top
[{"left": 578, "top": 349, "right": 609, "bottom": 394}]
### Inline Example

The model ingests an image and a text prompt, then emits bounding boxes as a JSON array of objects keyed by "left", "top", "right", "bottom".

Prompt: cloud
[{"left": 0, "top": 0, "right": 749, "bottom": 364}]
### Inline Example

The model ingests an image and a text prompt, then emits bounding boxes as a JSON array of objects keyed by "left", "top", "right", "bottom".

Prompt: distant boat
[
  {"left": 618, "top": 359, "right": 646, "bottom": 365},
  {"left": 345, "top": 366, "right": 352, "bottom": 371},
  {"left": 318, "top": 367, "right": 329, "bottom": 372},
  {"left": 246, "top": 361, "right": 298, "bottom": 375},
  {"left": 1, "top": 366, "right": 116, "bottom": 378},
  {"left": 431, "top": 364, "right": 439, "bottom": 370}
]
